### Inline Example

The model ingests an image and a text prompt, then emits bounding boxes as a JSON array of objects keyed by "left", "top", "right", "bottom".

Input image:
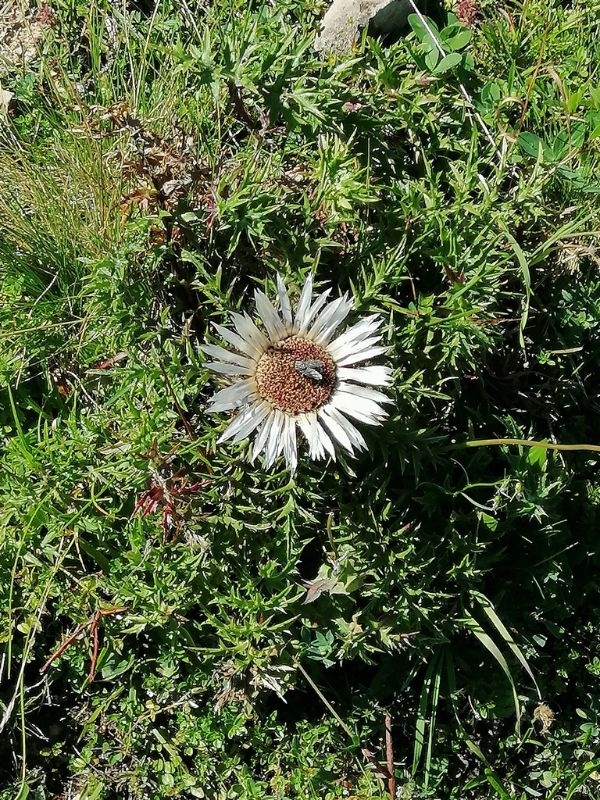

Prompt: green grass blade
[
  {"left": 472, "top": 590, "right": 541, "bottom": 699},
  {"left": 462, "top": 612, "right": 521, "bottom": 730}
]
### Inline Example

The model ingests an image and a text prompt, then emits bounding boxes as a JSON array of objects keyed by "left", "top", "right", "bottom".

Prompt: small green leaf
[
  {"left": 101, "top": 654, "right": 135, "bottom": 680},
  {"left": 433, "top": 52, "right": 462, "bottom": 74},
  {"left": 408, "top": 13, "right": 440, "bottom": 46},
  {"left": 463, "top": 52, "right": 475, "bottom": 71},
  {"left": 527, "top": 445, "right": 548, "bottom": 467},
  {"left": 79, "top": 537, "right": 111, "bottom": 572},
  {"left": 441, "top": 27, "right": 472, "bottom": 51},
  {"left": 517, "top": 132, "right": 551, "bottom": 160},
  {"left": 483, "top": 768, "right": 513, "bottom": 799},
  {"left": 479, "top": 512, "right": 498, "bottom": 531},
  {"left": 481, "top": 82, "right": 501, "bottom": 106},
  {"left": 14, "top": 784, "right": 30, "bottom": 800},
  {"left": 425, "top": 48, "right": 440, "bottom": 71}
]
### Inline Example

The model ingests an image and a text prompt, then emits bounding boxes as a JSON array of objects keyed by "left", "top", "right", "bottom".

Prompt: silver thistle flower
[{"left": 201, "top": 274, "right": 393, "bottom": 471}]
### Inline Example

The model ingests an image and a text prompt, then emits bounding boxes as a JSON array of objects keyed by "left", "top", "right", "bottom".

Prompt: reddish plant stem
[
  {"left": 40, "top": 607, "right": 127, "bottom": 680},
  {"left": 385, "top": 712, "right": 395, "bottom": 799}
]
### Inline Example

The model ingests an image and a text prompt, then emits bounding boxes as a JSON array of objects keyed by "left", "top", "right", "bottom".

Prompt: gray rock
[{"left": 314, "top": 0, "right": 424, "bottom": 55}]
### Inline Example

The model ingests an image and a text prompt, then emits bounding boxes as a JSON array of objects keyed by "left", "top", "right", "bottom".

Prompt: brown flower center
[{"left": 255, "top": 336, "right": 336, "bottom": 415}]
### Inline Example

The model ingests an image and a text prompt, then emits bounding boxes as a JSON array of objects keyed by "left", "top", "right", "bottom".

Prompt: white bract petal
[
  {"left": 329, "top": 391, "right": 381, "bottom": 425},
  {"left": 230, "top": 312, "right": 269, "bottom": 354},
  {"left": 254, "top": 288, "right": 287, "bottom": 340},
  {"left": 344, "top": 335, "right": 384, "bottom": 354},
  {"left": 297, "top": 412, "right": 324, "bottom": 459},
  {"left": 315, "top": 419, "right": 336, "bottom": 460},
  {"left": 294, "top": 274, "right": 314, "bottom": 329},
  {"left": 313, "top": 296, "right": 356, "bottom": 345},
  {"left": 333, "top": 391, "right": 389, "bottom": 422},
  {"left": 337, "top": 381, "right": 393, "bottom": 405},
  {"left": 218, "top": 403, "right": 267, "bottom": 443},
  {"left": 297, "top": 287, "right": 332, "bottom": 333},
  {"left": 205, "top": 362, "right": 253, "bottom": 375},
  {"left": 318, "top": 407, "right": 355, "bottom": 453},
  {"left": 264, "top": 409, "right": 285, "bottom": 468},
  {"left": 200, "top": 343, "right": 255, "bottom": 368},
  {"left": 336, "top": 345, "right": 389, "bottom": 367},
  {"left": 277, "top": 274, "right": 293, "bottom": 328},
  {"left": 337, "top": 366, "right": 393, "bottom": 386},
  {"left": 282, "top": 415, "right": 298, "bottom": 472},
  {"left": 207, "top": 380, "right": 255, "bottom": 412},
  {"left": 324, "top": 405, "right": 368, "bottom": 451},
  {"left": 307, "top": 296, "right": 351, "bottom": 343},
  {"left": 330, "top": 335, "right": 385, "bottom": 364},
  {"left": 212, "top": 322, "right": 257, "bottom": 358},
  {"left": 230, "top": 402, "right": 271, "bottom": 443},
  {"left": 327, "top": 315, "right": 383, "bottom": 358},
  {"left": 251, "top": 413, "right": 274, "bottom": 462}
]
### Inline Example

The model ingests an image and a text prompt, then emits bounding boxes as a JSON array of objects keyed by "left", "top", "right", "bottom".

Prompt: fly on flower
[
  {"left": 294, "top": 359, "right": 325, "bottom": 382},
  {"left": 200, "top": 274, "right": 393, "bottom": 471}
]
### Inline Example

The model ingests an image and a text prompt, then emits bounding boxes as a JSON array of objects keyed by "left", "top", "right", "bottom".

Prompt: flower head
[{"left": 201, "top": 274, "right": 393, "bottom": 471}]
